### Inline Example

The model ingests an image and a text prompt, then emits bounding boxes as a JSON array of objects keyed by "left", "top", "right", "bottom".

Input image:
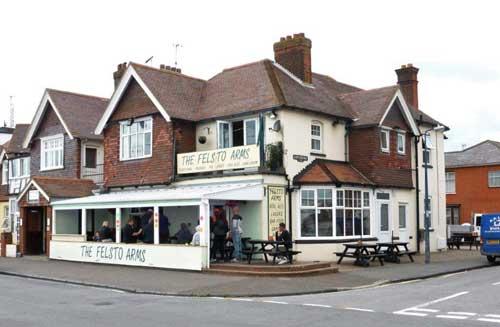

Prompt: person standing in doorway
[
  {"left": 231, "top": 206, "right": 243, "bottom": 262},
  {"left": 212, "top": 209, "right": 229, "bottom": 262}
]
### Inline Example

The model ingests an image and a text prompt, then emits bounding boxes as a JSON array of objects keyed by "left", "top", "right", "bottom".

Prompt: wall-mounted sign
[
  {"left": 268, "top": 186, "right": 286, "bottom": 237},
  {"left": 28, "top": 190, "right": 40, "bottom": 202},
  {"left": 177, "top": 144, "right": 260, "bottom": 174},
  {"left": 292, "top": 154, "right": 308, "bottom": 162}
]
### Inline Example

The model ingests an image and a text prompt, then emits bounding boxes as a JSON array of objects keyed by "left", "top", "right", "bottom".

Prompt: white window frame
[
  {"left": 298, "top": 187, "right": 372, "bottom": 240},
  {"left": 217, "top": 117, "right": 260, "bottom": 149},
  {"left": 397, "top": 132, "right": 406, "bottom": 154},
  {"left": 380, "top": 128, "right": 390, "bottom": 153},
  {"left": 446, "top": 172, "right": 456, "bottom": 194},
  {"left": 398, "top": 202, "right": 408, "bottom": 229},
  {"left": 119, "top": 116, "right": 153, "bottom": 161},
  {"left": 1, "top": 162, "right": 7, "bottom": 185},
  {"left": 488, "top": 171, "right": 500, "bottom": 188},
  {"left": 9, "top": 157, "right": 30, "bottom": 179},
  {"left": 40, "top": 134, "right": 64, "bottom": 171},
  {"left": 310, "top": 121, "right": 323, "bottom": 153}
]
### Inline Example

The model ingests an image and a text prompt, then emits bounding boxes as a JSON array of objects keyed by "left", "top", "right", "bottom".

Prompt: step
[
  {"left": 205, "top": 266, "right": 339, "bottom": 277},
  {"left": 209, "top": 261, "right": 333, "bottom": 273}
]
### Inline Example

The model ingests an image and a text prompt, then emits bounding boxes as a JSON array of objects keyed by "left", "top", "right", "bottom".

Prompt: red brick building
[{"left": 445, "top": 140, "right": 500, "bottom": 226}]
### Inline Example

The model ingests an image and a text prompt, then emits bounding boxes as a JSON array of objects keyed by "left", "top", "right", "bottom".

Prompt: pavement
[
  {"left": 0, "top": 263, "right": 499, "bottom": 326},
  {"left": 0, "top": 249, "right": 493, "bottom": 297}
]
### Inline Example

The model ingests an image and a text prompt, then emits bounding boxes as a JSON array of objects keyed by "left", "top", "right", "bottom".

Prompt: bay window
[
  {"left": 120, "top": 117, "right": 153, "bottom": 160},
  {"left": 299, "top": 188, "right": 371, "bottom": 239},
  {"left": 41, "top": 135, "right": 64, "bottom": 170}
]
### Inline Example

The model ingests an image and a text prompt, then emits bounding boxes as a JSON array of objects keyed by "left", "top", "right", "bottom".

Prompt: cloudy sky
[{"left": 0, "top": 0, "right": 498, "bottom": 151}]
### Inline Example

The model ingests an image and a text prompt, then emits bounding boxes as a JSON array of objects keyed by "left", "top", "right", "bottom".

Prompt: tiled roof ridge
[
  {"left": 338, "top": 84, "right": 399, "bottom": 97},
  {"left": 46, "top": 88, "right": 109, "bottom": 101},
  {"left": 445, "top": 139, "right": 500, "bottom": 154},
  {"left": 130, "top": 62, "right": 207, "bottom": 83},
  {"left": 263, "top": 59, "right": 286, "bottom": 106},
  {"left": 312, "top": 72, "right": 364, "bottom": 92}
]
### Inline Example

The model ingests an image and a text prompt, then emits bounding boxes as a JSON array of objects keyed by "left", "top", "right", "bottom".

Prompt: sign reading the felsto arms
[{"left": 177, "top": 145, "right": 260, "bottom": 174}]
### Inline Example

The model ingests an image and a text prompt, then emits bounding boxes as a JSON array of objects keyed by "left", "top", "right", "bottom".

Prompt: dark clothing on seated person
[
  {"left": 99, "top": 226, "right": 112, "bottom": 240},
  {"left": 275, "top": 230, "right": 292, "bottom": 248},
  {"left": 175, "top": 228, "right": 193, "bottom": 244},
  {"left": 122, "top": 224, "right": 137, "bottom": 244}
]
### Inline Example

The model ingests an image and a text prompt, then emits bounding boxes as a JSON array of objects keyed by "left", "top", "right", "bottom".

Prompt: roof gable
[
  {"left": 23, "top": 89, "right": 108, "bottom": 148},
  {"left": 17, "top": 176, "right": 96, "bottom": 202},
  {"left": 294, "top": 159, "right": 374, "bottom": 186},
  {"left": 6, "top": 124, "right": 30, "bottom": 154}
]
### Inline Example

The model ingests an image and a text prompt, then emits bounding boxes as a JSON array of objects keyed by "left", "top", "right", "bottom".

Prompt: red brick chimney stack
[
  {"left": 113, "top": 62, "right": 127, "bottom": 88},
  {"left": 273, "top": 33, "right": 312, "bottom": 84},
  {"left": 395, "top": 63, "right": 419, "bottom": 110}
]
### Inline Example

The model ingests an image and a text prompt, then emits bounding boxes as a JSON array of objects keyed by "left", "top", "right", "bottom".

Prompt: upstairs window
[
  {"left": 397, "top": 132, "right": 405, "bottom": 154},
  {"left": 120, "top": 117, "right": 152, "bottom": 160},
  {"left": 380, "top": 129, "right": 390, "bottom": 153},
  {"left": 41, "top": 135, "right": 64, "bottom": 170},
  {"left": 488, "top": 171, "right": 500, "bottom": 188},
  {"left": 446, "top": 172, "right": 456, "bottom": 193},
  {"left": 311, "top": 121, "right": 322, "bottom": 153},
  {"left": 9, "top": 157, "right": 30, "bottom": 178},
  {"left": 1, "top": 162, "right": 7, "bottom": 185},
  {"left": 217, "top": 118, "right": 259, "bottom": 149},
  {"left": 85, "top": 147, "right": 97, "bottom": 169}
]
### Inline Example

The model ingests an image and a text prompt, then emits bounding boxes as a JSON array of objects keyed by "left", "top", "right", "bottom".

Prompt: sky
[{"left": 0, "top": 0, "right": 499, "bottom": 152}]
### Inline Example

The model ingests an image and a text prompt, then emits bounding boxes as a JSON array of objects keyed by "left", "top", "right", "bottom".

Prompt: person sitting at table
[
  {"left": 122, "top": 217, "right": 140, "bottom": 243},
  {"left": 99, "top": 221, "right": 113, "bottom": 242},
  {"left": 275, "top": 223, "right": 292, "bottom": 265},
  {"left": 175, "top": 223, "right": 193, "bottom": 244},
  {"left": 141, "top": 216, "right": 154, "bottom": 244},
  {"left": 192, "top": 225, "right": 202, "bottom": 246}
]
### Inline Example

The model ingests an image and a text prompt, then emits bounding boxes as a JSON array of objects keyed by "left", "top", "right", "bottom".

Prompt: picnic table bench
[
  {"left": 335, "top": 243, "right": 385, "bottom": 267},
  {"left": 243, "top": 239, "right": 301, "bottom": 264},
  {"left": 375, "top": 242, "right": 416, "bottom": 263},
  {"left": 447, "top": 232, "right": 479, "bottom": 250}
]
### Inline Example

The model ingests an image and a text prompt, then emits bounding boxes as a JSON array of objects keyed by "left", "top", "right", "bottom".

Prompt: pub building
[{"left": 4, "top": 34, "right": 448, "bottom": 271}]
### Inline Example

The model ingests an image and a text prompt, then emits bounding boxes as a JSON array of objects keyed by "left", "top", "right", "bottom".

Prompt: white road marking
[
  {"left": 412, "top": 308, "right": 439, "bottom": 313},
  {"left": 486, "top": 315, "right": 500, "bottom": 319},
  {"left": 393, "top": 311, "right": 428, "bottom": 317},
  {"left": 262, "top": 300, "right": 288, "bottom": 305},
  {"left": 448, "top": 312, "right": 477, "bottom": 316},
  {"left": 415, "top": 291, "right": 469, "bottom": 308},
  {"left": 478, "top": 318, "right": 500, "bottom": 324},
  {"left": 492, "top": 282, "right": 500, "bottom": 286},
  {"left": 210, "top": 297, "right": 225, "bottom": 300},
  {"left": 230, "top": 298, "right": 254, "bottom": 302},
  {"left": 345, "top": 307, "right": 375, "bottom": 312},
  {"left": 110, "top": 289, "right": 126, "bottom": 294},
  {"left": 436, "top": 315, "right": 469, "bottom": 320},
  {"left": 302, "top": 303, "right": 332, "bottom": 308}
]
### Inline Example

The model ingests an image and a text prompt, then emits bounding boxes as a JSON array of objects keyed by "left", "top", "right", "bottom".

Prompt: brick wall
[
  {"left": 103, "top": 78, "right": 196, "bottom": 188},
  {"left": 349, "top": 104, "right": 413, "bottom": 188},
  {"left": 446, "top": 165, "right": 500, "bottom": 224},
  {"left": 30, "top": 104, "right": 81, "bottom": 178}
]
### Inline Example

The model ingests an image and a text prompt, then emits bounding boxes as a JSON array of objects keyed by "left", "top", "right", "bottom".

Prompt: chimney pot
[
  {"left": 113, "top": 62, "right": 127, "bottom": 89},
  {"left": 160, "top": 64, "right": 165, "bottom": 69},
  {"left": 273, "top": 33, "right": 312, "bottom": 84}
]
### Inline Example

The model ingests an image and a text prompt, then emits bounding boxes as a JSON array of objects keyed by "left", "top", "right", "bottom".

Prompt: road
[{"left": 0, "top": 265, "right": 499, "bottom": 327}]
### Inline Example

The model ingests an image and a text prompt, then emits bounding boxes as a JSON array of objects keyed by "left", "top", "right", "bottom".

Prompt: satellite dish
[{"left": 271, "top": 120, "right": 281, "bottom": 132}]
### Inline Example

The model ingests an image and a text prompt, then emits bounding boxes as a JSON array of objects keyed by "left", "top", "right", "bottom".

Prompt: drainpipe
[
  {"left": 286, "top": 176, "right": 293, "bottom": 240},
  {"left": 414, "top": 135, "right": 421, "bottom": 253},
  {"left": 344, "top": 122, "right": 351, "bottom": 162}
]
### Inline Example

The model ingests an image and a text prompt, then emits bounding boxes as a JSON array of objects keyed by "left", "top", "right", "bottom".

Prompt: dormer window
[
  {"left": 397, "top": 132, "right": 406, "bottom": 154},
  {"left": 380, "top": 128, "right": 390, "bottom": 153},
  {"left": 311, "top": 121, "right": 322, "bottom": 153},
  {"left": 120, "top": 117, "right": 153, "bottom": 161},
  {"left": 41, "top": 134, "right": 64, "bottom": 171}
]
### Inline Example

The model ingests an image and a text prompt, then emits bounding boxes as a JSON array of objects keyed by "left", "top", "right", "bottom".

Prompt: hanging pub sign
[
  {"left": 177, "top": 144, "right": 260, "bottom": 174},
  {"left": 268, "top": 186, "right": 286, "bottom": 237}
]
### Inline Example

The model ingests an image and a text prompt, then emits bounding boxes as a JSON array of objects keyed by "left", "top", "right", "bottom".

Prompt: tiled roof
[
  {"left": 4, "top": 124, "right": 30, "bottom": 154},
  {"left": 32, "top": 176, "right": 96, "bottom": 199},
  {"left": 47, "top": 89, "right": 109, "bottom": 139},
  {"left": 446, "top": 140, "right": 500, "bottom": 168},
  {"left": 294, "top": 159, "right": 374, "bottom": 186}
]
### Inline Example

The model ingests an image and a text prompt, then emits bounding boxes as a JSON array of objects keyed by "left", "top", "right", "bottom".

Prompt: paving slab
[{"left": 0, "top": 250, "right": 492, "bottom": 297}]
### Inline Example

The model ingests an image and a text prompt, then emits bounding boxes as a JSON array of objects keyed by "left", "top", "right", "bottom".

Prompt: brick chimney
[
  {"left": 395, "top": 63, "right": 419, "bottom": 109},
  {"left": 273, "top": 33, "right": 312, "bottom": 84},
  {"left": 113, "top": 62, "right": 127, "bottom": 88}
]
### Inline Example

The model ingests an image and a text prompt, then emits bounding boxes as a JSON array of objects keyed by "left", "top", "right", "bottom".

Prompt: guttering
[{"left": 414, "top": 135, "right": 421, "bottom": 253}]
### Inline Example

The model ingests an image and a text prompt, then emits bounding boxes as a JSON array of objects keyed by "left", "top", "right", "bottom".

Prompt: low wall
[{"left": 50, "top": 241, "right": 208, "bottom": 271}]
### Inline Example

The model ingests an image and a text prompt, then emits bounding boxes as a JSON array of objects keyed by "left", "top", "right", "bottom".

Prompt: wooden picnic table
[
  {"left": 335, "top": 243, "right": 384, "bottom": 267},
  {"left": 244, "top": 239, "right": 300, "bottom": 264},
  {"left": 376, "top": 241, "right": 416, "bottom": 263}
]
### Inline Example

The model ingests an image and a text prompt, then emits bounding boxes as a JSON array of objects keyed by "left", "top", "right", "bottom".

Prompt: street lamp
[{"left": 421, "top": 125, "right": 445, "bottom": 264}]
